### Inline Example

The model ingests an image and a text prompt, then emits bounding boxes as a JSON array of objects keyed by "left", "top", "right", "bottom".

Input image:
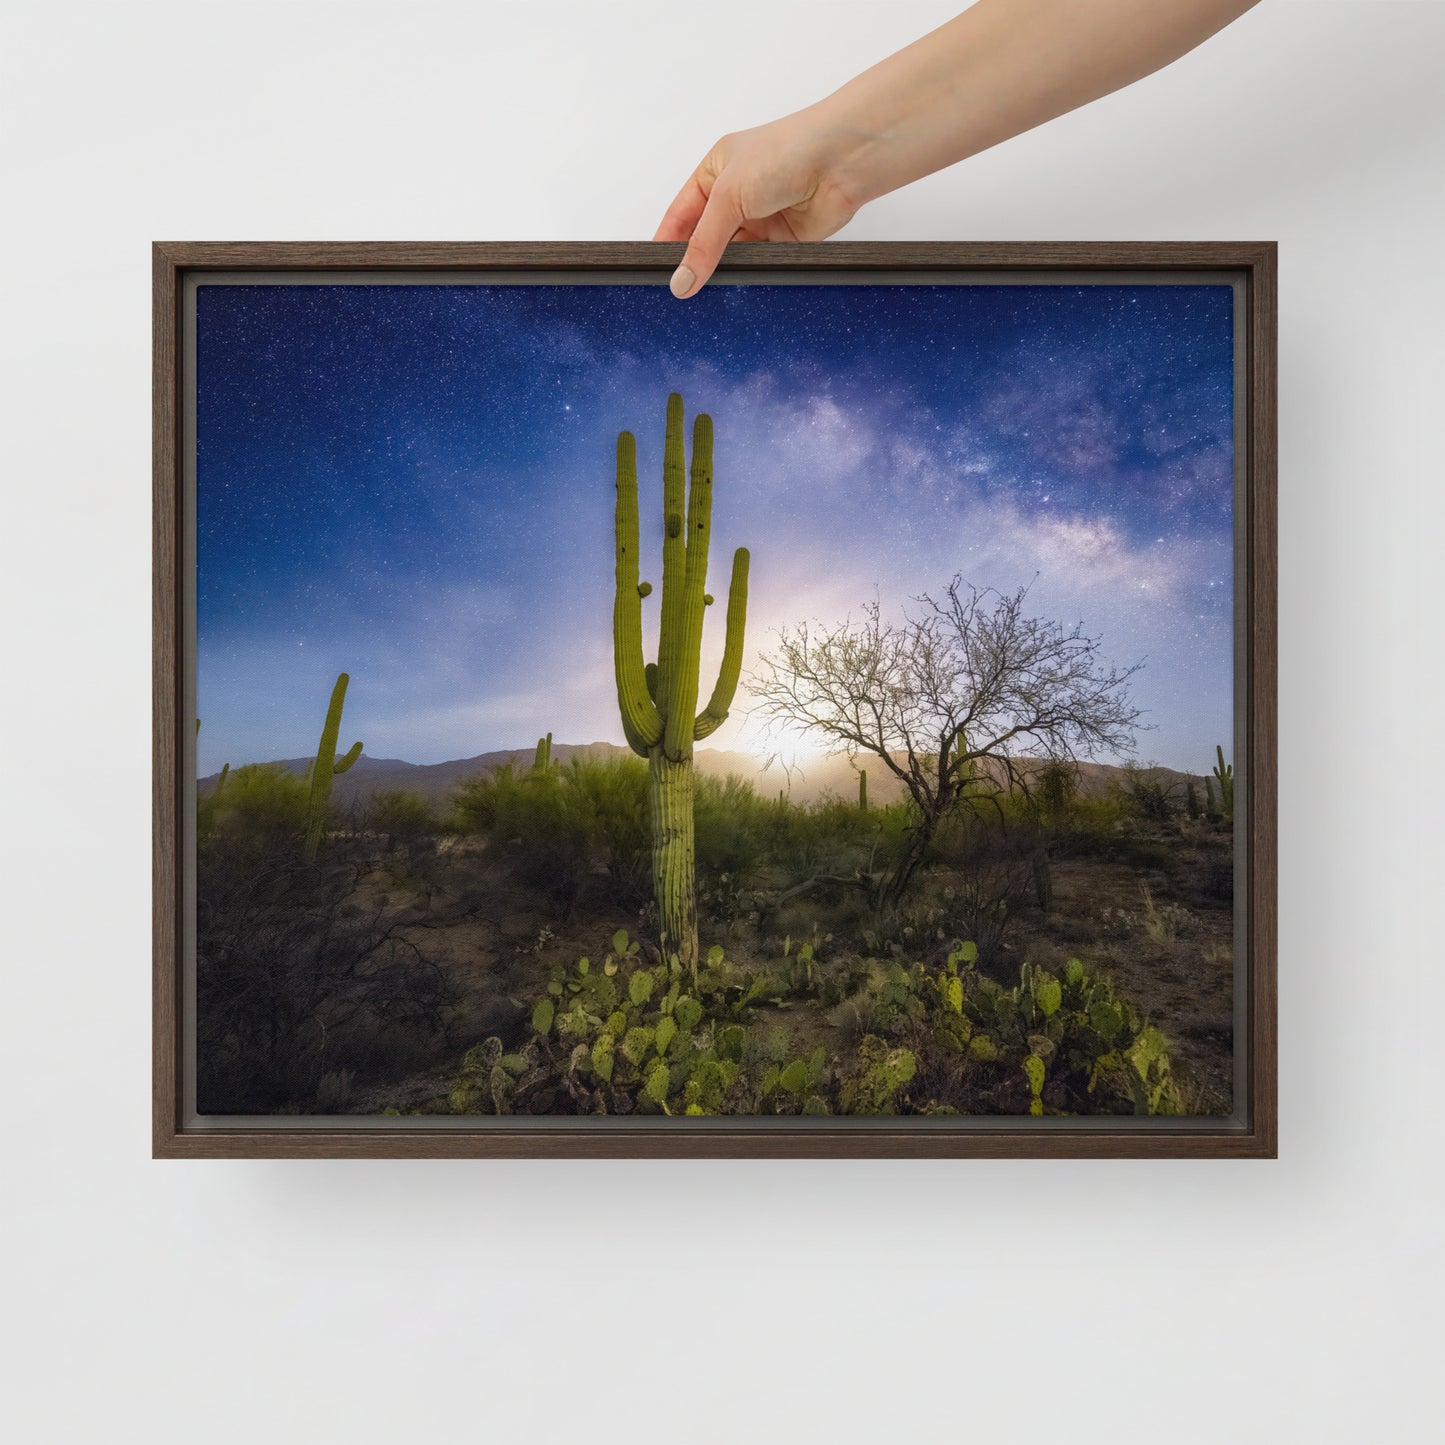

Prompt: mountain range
[{"left": 200, "top": 742, "right": 1205, "bottom": 810}]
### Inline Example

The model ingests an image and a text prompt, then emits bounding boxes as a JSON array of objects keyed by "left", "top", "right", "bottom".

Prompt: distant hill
[{"left": 200, "top": 742, "right": 1207, "bottom": 811}]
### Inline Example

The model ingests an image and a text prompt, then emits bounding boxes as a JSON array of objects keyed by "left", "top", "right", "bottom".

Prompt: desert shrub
[
  {"left": 1032, "top": 759, "right": 1081, "bottom": 828},
  {"left": 556, "top": 755, "right": 650, "bottom": 906},
  {"left": 1064, "top": 789, "right": 1130, "bottom": 841},
  {"left": 450, "top": 757, "right": 650, "bottom": 908},
  {"left": 1138, "top": 884, "right": 1194, "bottom": 944},
  {"left": 933, "top": 813, "right": 1051, "bottom": 965},
  {"left": 196, "top": 831, "right": 455, "bottom": 1113},
  {"left": 1119, "top": 762, "right": 1183, "bottom": 824},
  {"left": 196, "top": 762, "right": 309, "bottom": 852},
  {"left": 694, "top": 774, "right": 772, "bottom": 881},
  {"left": 367, "top": 789, "right": 437, "bottom": 848}
]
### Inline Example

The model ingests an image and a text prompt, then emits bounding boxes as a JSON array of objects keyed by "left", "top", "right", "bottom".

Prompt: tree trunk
[
  {"left": 881, "top": 809, "right": 940, "bottom": 912},
  {"left": 648, "top": 749, "right": 697, "bottom": 969}
]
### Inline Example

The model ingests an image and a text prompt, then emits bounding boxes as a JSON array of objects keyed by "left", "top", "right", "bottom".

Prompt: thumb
[{"left": 671, "top": 179, "right": 744, "bottom": 298}]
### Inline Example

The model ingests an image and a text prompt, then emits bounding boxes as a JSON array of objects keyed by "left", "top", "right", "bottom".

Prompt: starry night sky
[{"left": 195, "top": 281, "right": 1235, "bottom": 775}]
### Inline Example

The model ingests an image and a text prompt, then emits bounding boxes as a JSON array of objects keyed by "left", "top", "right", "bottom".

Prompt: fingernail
[{"left": 670, "top": 264, "right": 696, "bottom": 298}]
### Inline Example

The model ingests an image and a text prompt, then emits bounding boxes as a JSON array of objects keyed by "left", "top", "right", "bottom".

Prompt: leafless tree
[{"left": 750, "top": 578, "right": 1143, "bottom": 905}]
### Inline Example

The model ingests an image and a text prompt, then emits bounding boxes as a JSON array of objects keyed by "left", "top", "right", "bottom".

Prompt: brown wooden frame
[{"left": 154, "top": 241, "right": 1276, "bottom": 1158}]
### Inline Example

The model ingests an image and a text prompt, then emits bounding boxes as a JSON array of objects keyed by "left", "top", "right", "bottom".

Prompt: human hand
[
  {"left": 654, "top": 0, "right": 1260, "bottom": 300},
  {"left": 653, "top": 111, "right": 865, "bottom": 299}
]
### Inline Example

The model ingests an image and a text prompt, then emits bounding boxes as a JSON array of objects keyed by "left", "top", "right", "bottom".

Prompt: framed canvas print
[{"left": 154, "top": 241, "right": 1275, "bottom": 1157}]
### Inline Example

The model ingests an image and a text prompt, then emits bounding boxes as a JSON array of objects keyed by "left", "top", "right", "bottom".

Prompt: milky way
[{"left": 195, "top": 281, "right": 1235, "bottom": 773}]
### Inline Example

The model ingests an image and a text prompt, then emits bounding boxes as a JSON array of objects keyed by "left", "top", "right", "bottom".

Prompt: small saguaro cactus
[
  {"left": 858, "top": 769, "right": 868, "bottom": 812},
  {"left": 304, "top": 672, "right": 363, "bottom": 861},
  {"left": 533, "top": 732, "right": 553, "bottom": 772},
  {"left": 613, "top": 393, "right": 750, "bottom": 972},
  {"left": 1212, "top": 744, "right": 1234, "bottom": 821}
]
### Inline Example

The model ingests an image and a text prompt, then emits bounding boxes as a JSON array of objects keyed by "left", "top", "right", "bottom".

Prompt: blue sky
[{"left": 195, "top": 281, "right": 1234, "bottom": 774}]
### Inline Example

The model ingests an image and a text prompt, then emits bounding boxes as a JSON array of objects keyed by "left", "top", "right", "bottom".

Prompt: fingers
[{"left": 670, "top": 177, "right": 744, "bottom": 298}]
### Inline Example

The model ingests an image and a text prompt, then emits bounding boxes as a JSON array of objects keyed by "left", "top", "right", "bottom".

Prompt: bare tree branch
[{"left": 750, "top": 577, "right": 1144, "bottom": 904}]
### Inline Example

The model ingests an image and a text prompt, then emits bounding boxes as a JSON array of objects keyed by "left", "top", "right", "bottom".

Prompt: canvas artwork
[{"left": 192, "top": 275, "right": 1240, "bottom": 1124}]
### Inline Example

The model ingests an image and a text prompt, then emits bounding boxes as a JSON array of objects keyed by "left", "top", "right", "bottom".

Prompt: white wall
[{"left": 2, "top": 2, "right": 1441, "bottom": 1440}]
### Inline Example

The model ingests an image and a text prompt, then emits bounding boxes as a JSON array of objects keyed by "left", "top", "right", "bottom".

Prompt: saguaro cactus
[
  {"left": 858, "top": 769, "right": 868, "bottom": 812},
  {"left": 613, "top": 393, "right": 750, "bottom": 970},
  {"left": 304, "top": 672, "right": 364, "bottom": 861},
  {"left": 1212, "top": 744, "right": 1234, "bottom": 822},
  {"left": 533, "top": 732, "right": 553, "bottom": 772}
]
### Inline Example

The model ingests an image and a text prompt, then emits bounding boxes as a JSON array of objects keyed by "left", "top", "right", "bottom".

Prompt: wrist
[{"left": 787, "top": 96, "right": 891, "bottom": 210}]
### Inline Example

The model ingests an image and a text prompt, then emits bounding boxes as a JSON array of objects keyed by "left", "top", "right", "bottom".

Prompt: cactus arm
[
  {"left": 663, "top": 412, "right": 715, "bottom": 758},
  {"left": 694, "top": 546, "right": 750, "bottom": 740},
  {"left": 645, "top": 662, "right": 659, "bottom": 703},
  {"left": 334, "top": 740, "right": 363, "bottom": 774},
  {"left": 613, "top": 429, "right": 662, "bottom": 755},
  {"left": 654, "top": 393, "right": 689, "bottom": 726}
]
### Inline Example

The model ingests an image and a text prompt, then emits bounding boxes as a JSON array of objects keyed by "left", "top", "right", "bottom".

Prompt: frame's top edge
[{"left": 152, "top": 240, "right": 1278, "bottom": 272}]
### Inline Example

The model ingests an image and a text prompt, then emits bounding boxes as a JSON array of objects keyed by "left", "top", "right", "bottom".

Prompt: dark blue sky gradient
[{"left": 196, "top": 281, "right": 1234, "bottom": 773}]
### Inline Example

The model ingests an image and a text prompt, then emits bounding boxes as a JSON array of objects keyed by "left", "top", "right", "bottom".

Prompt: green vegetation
[
  {"left": 195, "top": 764, "right": 450, "bottom": 1113},
  {"left": 193, "top": 396, "right": 1236, "bottom": 1119},
  {"left": 197, "top": 761, "right": 309, "bottom": 851},
  {"left": 1211, "top": 744, "right": 1235, "bottom": 822},
  {"left": 612, "top": 392, "right": 750, "bottom": 972},
  {"left": 304, "top": 672, "right": 364, "bottom": 862},
  {"left": 452, "top": 753, "right": 651, "bottom": 908},
  {"left": 445, "top": 932, "right": 1181, "bottom": 1118},
  {"left": 196, "top": 711, "right": 1233, "bottom": 1116}
]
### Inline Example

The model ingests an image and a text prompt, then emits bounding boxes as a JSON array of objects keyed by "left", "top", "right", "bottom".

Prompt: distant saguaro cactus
[
  {"left": 533, "top": 732, "right": 553, "bottom": 772},
  {"left": 613, "top": 393, "right": 750, "bottom": 971},
  {"left": 1212, "top": 744, "right": 1234, "bottom": 822},
  {"left": 304, "top": 672, "right": 363, "bottom": 861},
  {"left": 859, "top": 769, "right": 868, "bottom": 811}
]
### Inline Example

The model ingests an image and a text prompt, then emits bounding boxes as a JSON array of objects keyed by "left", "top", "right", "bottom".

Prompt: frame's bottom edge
[{"left": 155, "top": 1128, "right": 1276, "bottom": 1160}]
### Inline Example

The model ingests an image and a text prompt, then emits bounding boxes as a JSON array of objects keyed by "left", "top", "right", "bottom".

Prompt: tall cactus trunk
[
  {"left": 612, "top": 394, "right": 750, "bottom": 973},
  {"left": 304, "top": 672, "right": 364, "bottom": 862},
  {"left": 649, "top": 751, "right": 698, "bottom": 963},
  {"left": 859, "top": 769, "right": 868, "bottom": 811}
]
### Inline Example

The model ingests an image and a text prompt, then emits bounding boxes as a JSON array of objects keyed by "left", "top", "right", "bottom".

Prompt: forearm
[{"left": 803, "top": 0, "right": 1260, "bottom": 207}]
